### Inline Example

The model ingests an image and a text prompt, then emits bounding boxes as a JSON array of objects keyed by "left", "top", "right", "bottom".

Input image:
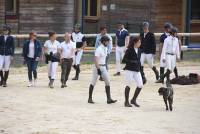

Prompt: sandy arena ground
[{"left": 0, "top": 61, "right": 200, "bottom": 134}]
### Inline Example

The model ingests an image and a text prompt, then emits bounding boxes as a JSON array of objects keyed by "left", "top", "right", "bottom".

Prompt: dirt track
[{"left": 0, "top": 62, "right": 200, "bottom": 134}]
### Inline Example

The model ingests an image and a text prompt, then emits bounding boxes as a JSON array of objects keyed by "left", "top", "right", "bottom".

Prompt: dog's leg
[{"left": 163, "top": 96, "right": 168, "bottom": 110}]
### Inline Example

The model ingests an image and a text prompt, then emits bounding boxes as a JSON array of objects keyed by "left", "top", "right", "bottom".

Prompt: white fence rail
[
  {"left": 12, "top": 33, "right": 200, "bottom": 52},
  {"left": 12, "top": 33, "right": 200, "bottom": 38}
]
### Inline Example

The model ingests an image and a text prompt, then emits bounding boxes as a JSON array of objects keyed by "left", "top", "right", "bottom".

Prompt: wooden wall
[
  {"left": 19, "top": 0, "right": 75, "bottom": 34},
  {"left": 0, "top": 0, "right": 5, "bottom": 28},
  {"left": 83, "top": 0, "right": 185, "bottom": 33},
  {"left": 153, "top": 0, "right": 184, "bottom": 32},
  {"left": 83, "top": 0, "right": 154, "bottom": 33}
]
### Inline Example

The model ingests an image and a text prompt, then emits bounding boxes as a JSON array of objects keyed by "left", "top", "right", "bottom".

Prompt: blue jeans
[{"left": 26, "top": 57, "right": 38, "bottom": 81}]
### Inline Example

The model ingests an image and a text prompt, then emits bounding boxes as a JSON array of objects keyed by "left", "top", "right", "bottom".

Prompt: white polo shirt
[
  {"left": 44, "top": 40, "right": 60, "bottom": 54},
  {"left": 95, "top": 44, "right": 107, "bottom": 65},
  {"left": 59, "top": 40, "right": 76, "bottom": 59}
]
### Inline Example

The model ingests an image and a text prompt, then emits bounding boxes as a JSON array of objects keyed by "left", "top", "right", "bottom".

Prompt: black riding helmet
[
  {"left": 3, "top": 24, "right": 11, "bottom": 34},
  {"left": 164, "top": 22, "right": 172, "bottom": 29},
  {"left": 100, "top": 35, "right": 110, "bottom": 43}
]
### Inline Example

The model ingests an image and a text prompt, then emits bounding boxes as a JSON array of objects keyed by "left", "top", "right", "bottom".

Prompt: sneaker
[
  {"left": 113, "top": 72, "right": 120, "bottom": 76},
  {"left": 27, "top": 81, "right": 33, "bottom": 87}
]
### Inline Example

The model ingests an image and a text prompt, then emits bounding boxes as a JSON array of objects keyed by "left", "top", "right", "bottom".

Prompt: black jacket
[
  {"left": 23, "top": 40, "right": 42, "bottom": 60},
  {"left": 140, "top": 32, "right": 156, "bottom": 54},
  {"left": 122, "top": 47, "right": 141, "bottom": 72},
  {"left": 0, "top": 35, "right": 15, "bottom": 56}
]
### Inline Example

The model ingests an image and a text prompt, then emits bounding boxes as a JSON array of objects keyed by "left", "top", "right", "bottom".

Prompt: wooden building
[
  {"left": 0, "top": 0, "right": 199, "bottom": 43},
  {"left": 0, "top": 0, "right": 75, "bottom": 33}
]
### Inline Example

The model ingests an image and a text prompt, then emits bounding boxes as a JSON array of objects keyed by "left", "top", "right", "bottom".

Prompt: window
[
  {"left": 191, "top": 0, "right": 200, "bottom": 20},
  {"left": 6, "top": 0, "right": 17, "bottom": 15},
  {"left": 84, "top": 0, "right": 100, "bottom": 20}
]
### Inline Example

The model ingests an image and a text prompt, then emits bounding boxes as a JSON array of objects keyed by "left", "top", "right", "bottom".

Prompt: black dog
[{"left": 158, "top": 81, "right": 174, "bottom": 111}]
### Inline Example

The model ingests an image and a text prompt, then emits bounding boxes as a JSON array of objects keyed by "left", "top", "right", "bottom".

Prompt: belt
[
  {"left": 99, "top": 64, "right": 106, "bottom": 66},
  {"left": 166, "top": 53, "right": 175, "bottom": 55},
  {"left": 63, "top": 58, "right": 73, "bottom": 60}
]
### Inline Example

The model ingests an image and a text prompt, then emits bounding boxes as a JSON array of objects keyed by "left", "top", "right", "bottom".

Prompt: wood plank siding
[{"left": 18, "top": 0, "right": 75, "bottom": 33}]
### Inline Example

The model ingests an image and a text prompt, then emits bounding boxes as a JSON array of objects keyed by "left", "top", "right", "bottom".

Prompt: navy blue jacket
[
  {"left": 23, "top": 40, "right": 42, "bottom": 60},
  {"left": 160, "top": 33, "right": 168, "bottom": 43},
  {"left": 122, "top": 47, "right": 141, "bottom": 72},
  {"left": 140, "top": 32, "right": 156, "bottom": 54},
  {"left": 0, "top": 35, "right": 15, "bottom": 56},
  {"left": 116, "top": 29, "right": 129, "bottom": 47}
]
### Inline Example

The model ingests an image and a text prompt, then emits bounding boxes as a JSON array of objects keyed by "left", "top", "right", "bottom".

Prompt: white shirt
[
  {"left": 134, "top": 48, "right": 138, "bottom": 54},
  {"left": 72, "top": 32, "right": 85, "bottom": 42},
  {"left": 44, "top": 40, "right": 60, "bottom": 54},
  {"left": 4, "top": 35, "right": 8, "bottom": 42},
  {"left": 28, "top": 41, "right": 35, "bottom": 58},
  {"left": 95, "top": 44, "right": 108, "bottom": 65},
  {"left": 162, "top": 35, "right": 180, "bottom": 59},
  {"left": 59, "top": 40, "right": 76, "bottom": 59}
]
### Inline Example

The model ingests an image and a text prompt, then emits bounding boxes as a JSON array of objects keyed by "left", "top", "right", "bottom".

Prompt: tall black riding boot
[
  {"left": 88, "top": 84, "right": 94, "bottom": 104},
  {"left": 49, "top": 79, "right": 54, "bottom": 89},
  {"left": 140, "top": 66, "right": 147, "bottom": 84},
  {"left": 152, "top": 66, "right": 159, "bottom": 80},
  {"left": 156, "top": 69, "right": 171, "bottom": 83},
  {"left": 160, "top": 67, "right": 165, "bottom": 77},
  {"left": 0, "top": 70, "right": 3, "bottom": 86},
  {"left": 48, "top": 76, "right": 51, "bottom": 87},
  {"left": 124, "top": 86, "right": 132, "bottom": 107},
  {"left": 156, "top": 67, "right": 165, "bottom": 83},
  {"left": 3, "top": 71, "right": 9, "bottom": 87},
  {"left": 174, "top": 66, "right": 178, "bottom": 78},
  {"left": 72, "top": 65, "right": 80, "bottom": 80},
  {"left": 166, "top": 70, "right": 171, "bottom": 82},
  {"left": 105, "top": 86, "right": 117, "bottom": 104},
  {"left": 131, "top": 87, "right": 142, "bottom": 107},
  {"left": 73, "top": 65, "right": 77, "bottom": 70}
]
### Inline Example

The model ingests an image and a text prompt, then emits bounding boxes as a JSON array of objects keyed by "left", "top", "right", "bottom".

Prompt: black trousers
[{"left": 61, "top": 58, "right": 73, "bottom": 83}]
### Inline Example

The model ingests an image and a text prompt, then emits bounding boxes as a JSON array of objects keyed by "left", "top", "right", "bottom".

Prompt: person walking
[
  {"left": 23, "top": 31, "right": 42, "bottom": 87},
  {"left": 122, "top": 36, "right": 143, "bottom": 107},
  {"left": 59, "top": 33, "right": 76, "bottom": 88},
  {"left": 44, "top": 31, "right": 60, "bottom": 88},
  {"left": 88, "top": 36, "right": 117, "bottom": 104},
  {"left": 0, "top": 24, "right": 15, "bottom": 87}
]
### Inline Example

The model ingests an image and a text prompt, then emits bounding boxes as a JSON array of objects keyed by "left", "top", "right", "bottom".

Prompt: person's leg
[
  {"left": 88, "top": 67, "right": 98, "bottom": 103},
  {"left": 157, "top": 57, "right": 165, "bottom": 83},
  {"left": 157, "top": 55, "right": 172, "bottom": 83},
  {"left": 47, "top": 61, "right": 51, "bottom": 78},
  {"left": 173, "top": 56, "right": 178, "bottom": 78},
  {"left": 33, "top": 60, "right": 39, "bottom": 86},
  {"left": 124, "top": 70, "right": 133, "bottom": 107},
  {"left": 47, "top": 61, "right": 52, "bottom": 86},
  {"left": 0, "top": 55, "right": 4, "bottom": 86},
  {"left": 160, "top": 54, "right": 166, "bottom": 76},
  {"left": 61, "top": 60, "right": 67, "bottom": 88},
  {"left": 105, "top": 54, "right": 109, "bottom": 70},
  {"left": 50, "top": 62, "right": 58, "bottom": 88},
  {"left": 64, "top": 59, "right": 73, "bottom": 86},
  {"left": 171, "top": 55, "right": 177, "bottom": 79},
  {"left": 140, "top": 53, "right": 146, "bottom": 84},
  {"left": 3, "top": 56, "right": 11, "bottom": 87},
  {"left": 114, "top": 46, "right": 121, "bottom": 76},
  {"left": 101, "top": 66, "right": 117, "bottom": 104},
  {"left": 146, "top": 54, "right": 159, "bottom": 80},
  {"left": 73, "top": 50, "right": 82, "bottom": 80},
  {"left": 131, "top": 72, "right": 143, "bottom": 107},
  {"left": 26, "top": 58, "right": 33, "bottom": 86}
]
